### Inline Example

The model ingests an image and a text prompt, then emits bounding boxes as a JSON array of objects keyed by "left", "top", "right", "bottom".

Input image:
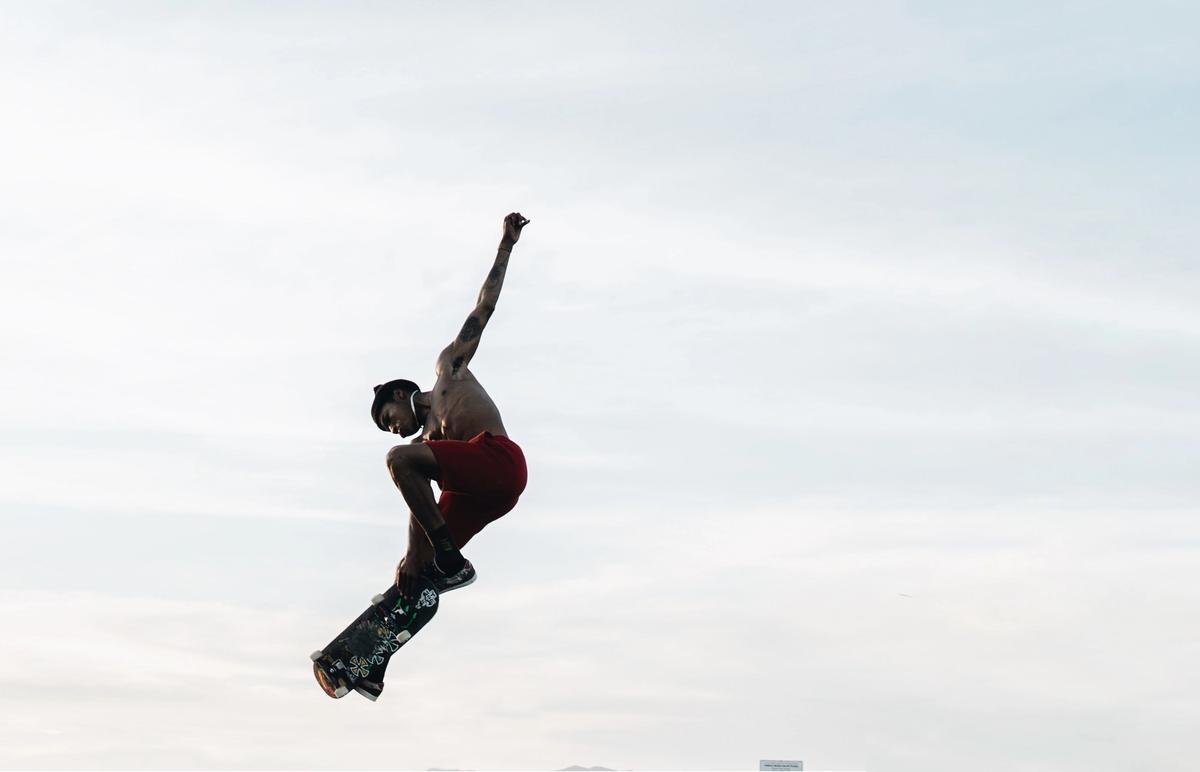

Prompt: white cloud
[
  {"left": 2, "top": 1, "right": 1199, "bottom": 770},
  {"left": 3, "top": 498, "right": 1196, "bottom": 769}
]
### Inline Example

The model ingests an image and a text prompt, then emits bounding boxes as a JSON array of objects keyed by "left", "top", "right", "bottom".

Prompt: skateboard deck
[{"left": 311, "top": 577, "right": 439, "bottom": 701}]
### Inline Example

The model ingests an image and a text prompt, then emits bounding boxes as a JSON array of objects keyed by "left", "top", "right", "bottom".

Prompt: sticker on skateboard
[{"left": 311, "top": 577, "right": 439, "bottom": 701}]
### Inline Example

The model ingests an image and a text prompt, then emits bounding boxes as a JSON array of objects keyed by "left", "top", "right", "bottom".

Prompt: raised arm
[{"left": 437, "top": 212, "right": 530, "bottom": 375}]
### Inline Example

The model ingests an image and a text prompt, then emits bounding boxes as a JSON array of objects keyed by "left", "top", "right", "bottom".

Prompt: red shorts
[{"left": 425, "top": 432, "right": 527, "bottom": 548}]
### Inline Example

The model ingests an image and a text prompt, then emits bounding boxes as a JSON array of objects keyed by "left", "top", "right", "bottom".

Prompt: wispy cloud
[{"left": 3, "top": 1, "right": 1199, "bottom": 770}]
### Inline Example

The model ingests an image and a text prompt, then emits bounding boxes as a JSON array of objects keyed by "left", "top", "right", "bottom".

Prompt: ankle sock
[{"left": 430, "top": 525, "right": 464, "bottom": 574}]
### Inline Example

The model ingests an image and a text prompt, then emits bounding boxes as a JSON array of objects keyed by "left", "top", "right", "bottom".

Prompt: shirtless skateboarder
[{"left": 371, "top": 212, "right": 531, "bottom": 600}]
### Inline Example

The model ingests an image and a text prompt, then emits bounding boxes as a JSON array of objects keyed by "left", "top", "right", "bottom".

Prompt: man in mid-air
[{"left": 371, "top": 212, "right": 530, "bottom": 599}]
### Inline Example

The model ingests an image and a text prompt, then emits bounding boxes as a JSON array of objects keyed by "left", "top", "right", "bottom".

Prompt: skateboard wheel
[
  {"left": 371, "top": 593, "right": 386, "bottom": 605},
  {"left": 310, "top": 650, "right": 323, "bottom": 662},
  {"left": 334, "top": 685, "right": 349, "bottom": 698},
  {"left": 395, "top": 631, "right": 412, "bottom": 645}
]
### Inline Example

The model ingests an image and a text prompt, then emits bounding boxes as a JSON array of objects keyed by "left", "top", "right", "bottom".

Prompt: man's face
[{"left": 379, "top": 399, "right": 417, "bottom": 436}]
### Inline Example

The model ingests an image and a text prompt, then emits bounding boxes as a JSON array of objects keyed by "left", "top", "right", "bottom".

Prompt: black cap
[{"left": 370, "top": 378, "right": 420, "bottom": 431}]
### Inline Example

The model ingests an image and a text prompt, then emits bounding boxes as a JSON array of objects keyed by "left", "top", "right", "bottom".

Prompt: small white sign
[{"left": 760, "top": 761, "right": 803, "bottom": 771}]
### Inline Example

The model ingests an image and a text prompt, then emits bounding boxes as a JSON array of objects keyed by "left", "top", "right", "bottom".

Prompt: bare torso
[{"left": 421, "top": 359, "right": 507, "bottom": 442}]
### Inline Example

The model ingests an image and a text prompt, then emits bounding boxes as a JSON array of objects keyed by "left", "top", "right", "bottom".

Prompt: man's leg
[{"left": 385, "top": 445, "right": 466, "bottom": 575}]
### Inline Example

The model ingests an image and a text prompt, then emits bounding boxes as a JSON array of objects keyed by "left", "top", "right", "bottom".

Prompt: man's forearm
[{"left": 475, "top": 243, "right": 512, "bottom": 309}]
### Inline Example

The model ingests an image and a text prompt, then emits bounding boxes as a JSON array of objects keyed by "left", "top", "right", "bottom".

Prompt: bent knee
[
  {"left": 386, "top": 444, "right": 439, "bottom": 481},
  {"left": 386, "top": 445, "right": 414, "bottom": 476}
]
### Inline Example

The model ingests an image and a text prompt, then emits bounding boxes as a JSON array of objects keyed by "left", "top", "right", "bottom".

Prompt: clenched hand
[{"left": 500, "top": 212, "right": 530, "bottom": 248}]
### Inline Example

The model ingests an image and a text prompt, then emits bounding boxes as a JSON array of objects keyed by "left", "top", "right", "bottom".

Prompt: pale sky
[{"left": 2, "top": 2, "right": 1198, "bottom": 770}]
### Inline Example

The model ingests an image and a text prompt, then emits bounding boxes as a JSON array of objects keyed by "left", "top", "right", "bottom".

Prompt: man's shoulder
[{"left": 434, "top": 349, "right": 476, "bottom": 381}]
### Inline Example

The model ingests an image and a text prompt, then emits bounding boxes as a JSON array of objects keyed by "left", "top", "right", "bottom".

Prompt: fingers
[
  {"left": 397, "top": 560, "right": 422, "bottom": 601},
  {"left": 500, "top": 212, "right": 527, "bottom": 247},
  {"left": 394, "top": 559, "right": 410, "bottom": 596}
]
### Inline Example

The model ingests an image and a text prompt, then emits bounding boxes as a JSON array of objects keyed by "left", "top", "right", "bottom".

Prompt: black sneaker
[{"left": 431, "top": 558, "right": 476, "bottom": 593}]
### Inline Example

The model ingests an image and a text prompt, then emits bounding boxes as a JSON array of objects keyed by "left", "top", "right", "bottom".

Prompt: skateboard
[{"left": 311, "top": 577, "right": 440, "bottom": 701}]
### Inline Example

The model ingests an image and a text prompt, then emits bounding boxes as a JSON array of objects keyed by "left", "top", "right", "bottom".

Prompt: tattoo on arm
[
  {"left": 458, "top": 315, "right": 483, "bottom": 344},
  {"left": 477, "top": 253, "right": 510, "bottom": 306},
  {"left": 445, "top": 249, "right": 510, "bottom": 372}
]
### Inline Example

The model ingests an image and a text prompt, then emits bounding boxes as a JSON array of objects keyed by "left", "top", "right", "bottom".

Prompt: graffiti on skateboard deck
[{"left": 311, "top": 577, "right": 439, "bottom": 701}]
